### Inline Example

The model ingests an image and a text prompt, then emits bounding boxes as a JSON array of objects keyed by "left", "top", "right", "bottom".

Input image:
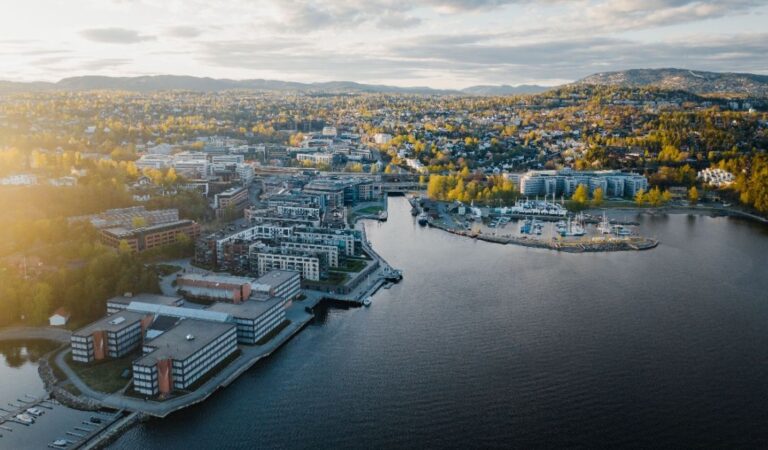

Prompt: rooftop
[
  {"left": 136, "top": 319, "right": 236, "bottom": 366},
  {"left": 74, "top": 310, "right": 147, "bottom": 337},
  {"left": 108, "top": 293, "right": 184, "bottom": 307},
  {"left": 178, "top": 273, "right": 255, "bottom": 287},
  {"left": 253, "top": 269, "right": 300, "bottom": 288},
  {"left": 207, "top": 297, "right": 284, "bottom": 319}
]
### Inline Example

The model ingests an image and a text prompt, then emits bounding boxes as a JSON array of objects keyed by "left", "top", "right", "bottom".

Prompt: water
[
  {"left": 0, "top": 340, "right": 96, "bottom": 450},
  {"left": 98, "top": 197, "right": 768, "bottom": 448}
]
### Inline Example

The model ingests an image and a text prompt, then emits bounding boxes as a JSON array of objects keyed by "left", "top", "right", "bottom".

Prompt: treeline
[
  {"left": 427, "top": 173, "right": 517, "bottom": 204},
  {"left": 717, "top": 153, "right": 768, "bottom": 213},
  {"left": 0, "top": 248, "right": 160, "bottom": 327}
]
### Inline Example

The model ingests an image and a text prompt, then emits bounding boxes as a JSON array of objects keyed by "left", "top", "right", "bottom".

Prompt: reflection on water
[{"left": 111, "top": 197, "right": 768, "bottom": 449}]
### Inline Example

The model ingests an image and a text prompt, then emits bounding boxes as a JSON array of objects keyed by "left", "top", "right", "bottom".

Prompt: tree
[
  {"left": 571, "top": 184, "right": 589, "bottom": 205},
  {"left": 646, "top": 186, "right": 663, "bottom": 207},
  {"left": 118, "top": 239, "right": 133, "bottom": 254},
  {"left": 688, "top": 186, "right": 699, "bottom": 205},
  {"left": 661, "top": 189, "right": 672, "bottom": 204},
  {"left": 164, "top": 167, "right": 178, "bottom": 185},
  {"left": 635, "top": 189, "right": 646, "bottom": 206},
  {"left": 592, "top": 187, "right": 604, "bottom": 206}
]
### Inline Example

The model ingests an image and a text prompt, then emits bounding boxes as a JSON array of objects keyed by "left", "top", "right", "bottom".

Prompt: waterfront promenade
[{"left": 54, "top": 303, "right": 316, "bottom": 418}]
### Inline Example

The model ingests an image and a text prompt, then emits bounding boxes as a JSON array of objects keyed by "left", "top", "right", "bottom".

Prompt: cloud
[
  {"left": 166, "top": 26, "right": 203, "bottom": 38},
  {"left": 80, "top": 27, "right": 155, "bottom": 44},
  {"left": 78, "top": 58, "right": 133, "bottom": 70}
]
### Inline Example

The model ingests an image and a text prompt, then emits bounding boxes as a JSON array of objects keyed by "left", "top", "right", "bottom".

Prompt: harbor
[{"left": 410, "top": 195, "right": 659, "bottom": 253}]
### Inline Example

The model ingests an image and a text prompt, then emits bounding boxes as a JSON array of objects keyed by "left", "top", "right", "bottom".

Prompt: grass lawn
[
  {"left": 66, "top": 350, "right": 138, "bottom": 393},
  {"left": 334, "top": 258, "right": 368, "bottom": 273},
  {"left": 310, "top": 271, "right": 349, "bottom": 286}
]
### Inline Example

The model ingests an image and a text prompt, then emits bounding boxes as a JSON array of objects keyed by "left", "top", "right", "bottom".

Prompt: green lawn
[
  {"left": 66, "top": 350, "right": 138, "bottom": 393},
  {"left": 334, "top": 258, "right": 368, "bottom": 273}
]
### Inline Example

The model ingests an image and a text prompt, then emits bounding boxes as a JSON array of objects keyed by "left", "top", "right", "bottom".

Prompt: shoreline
[{"left": 427, "top": 221, "right": 659, "bottom": 253}]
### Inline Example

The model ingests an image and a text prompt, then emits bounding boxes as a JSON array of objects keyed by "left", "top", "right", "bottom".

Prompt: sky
[{"left": 1, "top": 0, "right": 767, "bottom": 89}]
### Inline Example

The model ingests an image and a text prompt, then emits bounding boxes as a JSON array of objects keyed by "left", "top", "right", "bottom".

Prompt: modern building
[
  {"left": 100, "top": 220, "right": 200, "bottom": 253},
  {"left": 71, "top": 311, "right": 150, "bottom": 363},
  {"left": 281, "top": 241, "right": 339, "bottom": 267},
  {"left": 177, "top": 273, "right": 254, "bottom": 303},
  {"left": 107, "top": 293, "right": 184, "bottom": 314},
  {"left": 215, "top": 186, "right": 249, "bottom": 217},
  {"left": 251, "top": 269, "right": 302, "bottom": 300},
  {"left": 208, "top": 297, "right": 288, "bottom": 344},
  {"left": 250, "top": 246, "right": 321, "bottom": 281},
  {"left": 132, "top": 320, "right": 238, "bottom": 396},
  {"left": 516, "top": 170, "right": 648, "bottom": 198},
  {"left": 294, "top": 228, "right": 358, "bottom": 256}
]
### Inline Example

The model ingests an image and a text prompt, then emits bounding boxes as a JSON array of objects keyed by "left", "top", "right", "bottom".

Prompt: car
[{"left": 89, "top": 416, "right": 102, "bottom": 424}]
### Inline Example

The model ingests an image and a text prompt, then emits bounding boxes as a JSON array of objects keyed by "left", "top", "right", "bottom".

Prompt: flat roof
[
  {"left": 107, "top": 294, "right": 184, "bottom": 307},
  {"left": 207, "top": 297, "right": 284, "bottom": 320},
  {"left": 74, "top": 310, "right": 147, "bottom": 337},
  {"left": 135, "top": 319, "right": 236, "bottom": 365},
  {"left": 253, "top": 269, "right": 300, "bottom": 288},
  {"left": 178, "top": 273, "right": 255, "bottom": 286}
]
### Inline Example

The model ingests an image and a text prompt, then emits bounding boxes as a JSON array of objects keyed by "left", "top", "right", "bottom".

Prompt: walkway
[
  {"left": 55, "top": 304, "right": 316, "bottom": 418},
  {"left": 0, "top": 327, "right": 71, "bottom": 344}
]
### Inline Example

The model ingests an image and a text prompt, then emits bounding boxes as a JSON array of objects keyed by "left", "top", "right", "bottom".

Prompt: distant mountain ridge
[
  {"left": 575, "top": 68, "right": 768, "bottom": 97},
  {"left": 0, "top": 75, "right": 548, "bottom": 96}
]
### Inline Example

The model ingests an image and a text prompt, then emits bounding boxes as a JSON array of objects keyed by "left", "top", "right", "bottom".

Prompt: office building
[{"left": 71, "top": 311, "right": 150, "bottom": 363}]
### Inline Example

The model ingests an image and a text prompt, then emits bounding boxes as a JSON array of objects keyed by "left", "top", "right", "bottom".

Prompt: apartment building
[{"left": 71, "top": 311, "right": 150, "bottom": 363}]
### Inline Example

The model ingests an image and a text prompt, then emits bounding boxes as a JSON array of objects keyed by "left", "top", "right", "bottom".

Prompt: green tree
[
  {"left": 118, "top": 239, "right": 133, "bottom": 254},
  {"left": 132, "top": 216, "right": 148, "bottom": 228}
]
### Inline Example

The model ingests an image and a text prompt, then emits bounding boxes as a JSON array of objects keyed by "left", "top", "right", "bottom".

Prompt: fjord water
[{"left": 112, "top": 197, "right": 768, "bottom": 449}]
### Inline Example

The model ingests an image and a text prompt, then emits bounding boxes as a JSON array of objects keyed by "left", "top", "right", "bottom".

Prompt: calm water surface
[{"left": 106, "top": 197, "right": 768, "bottom": 449}]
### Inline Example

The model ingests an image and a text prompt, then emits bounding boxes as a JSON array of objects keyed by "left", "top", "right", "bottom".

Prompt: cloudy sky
[{"left": 2, "top": 0, "right": 767, "bottom": 88}]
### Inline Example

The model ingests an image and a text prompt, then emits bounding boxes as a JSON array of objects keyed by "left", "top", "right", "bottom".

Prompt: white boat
[
  {"left": 52, "top": 439, "right": 69, "bottom": 447},
  {"left": 362, "top": 297, "right": 372, "bottom": 307},
  {"left": 15, "top": 413, "right": 35, "bottom": 424},
  {"left": 26, "top": 407, "right": 43, "bottom": 416},
  {"left": 597, "top": 211, "right": 612, "bottom": 234}
]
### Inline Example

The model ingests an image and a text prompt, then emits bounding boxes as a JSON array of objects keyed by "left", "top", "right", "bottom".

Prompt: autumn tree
[
  {"left": 592, "top": 187, "right": 604, "bottom": 206},
  {"left": 571, "top": 184, "right": 589, "bottom": 205}
]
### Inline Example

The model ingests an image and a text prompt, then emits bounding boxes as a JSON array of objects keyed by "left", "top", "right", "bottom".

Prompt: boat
[
  {"left": 597, "top": 211, "right": 612, "bottom": 234},
  {"left": 612, "top": 225, "right": 632, "bottom": 236},
  {"left": 15, "top": 413, "right": 35, "bottom": 424},
  {"left": 417, "top": 212, "right": 429, "bottom": 226},
  {"left": 411, "top": 207, "right": 419, "bottom": 216},
  {"left": 26, "top": 407, "right": 43, "bottom": 416},
  {"left": 560, "top": 216, "right": 586, "bottom": 237},
  {"left": 52, "top": 439, "right": 69, "bottom": 448},
  {"left": 378, "top": 210, "right": 388, "bottom": 221},
  {"left": 362, "top": 297, "right": 372, "bottom": 307}
]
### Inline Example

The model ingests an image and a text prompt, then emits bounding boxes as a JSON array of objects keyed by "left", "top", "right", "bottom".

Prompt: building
[
  {"left": 296, "top": 152, "right": 334, "bottom": 166},
  {"left": 208, "top": 297, "right": 288, "bottom": 344},
  {"left": 71, "top": 311, "right": 150, "bottom": 363},
  {"left": 107, "top": 293, "right": 184, "bottom": 314},
  {"left": 373, "top": 133, "right": 392, "bottom": 144},
  {"left": 70, "top": 206, "right": 179, "bottom": 229},
  {"left": 516, "top": 170, "right": 648, "bottom": 198},
  {"left": 294, "top": 228, "right": 358, "bottom": 256},
  {"left": 100, "top": 220, "right": 200, "bottom": 253},
  {"left": 250, "top": 246, "right": 321, "bottom": 281},
  {"left": 177, "top": 273, "right": 253, "bottom": 303},
  {"left": 281, "top": 241, "right": 339, "bottom": 267},
  {"left": 49, "top": 308, "right": 70, "bottom": 327},
  {"left": 132, "top": 320, "right": 238, "bottom": 396},
  {"left": 215, "top": 186, "right": 249, "bottom": 217},
  {"left": 251, "top": 269, "right": 302, "bottom": 300}
]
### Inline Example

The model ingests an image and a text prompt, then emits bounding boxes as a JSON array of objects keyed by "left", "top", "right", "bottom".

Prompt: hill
[
  {"left": 0, "top": 75, "right": 550, "bottom": 96},
  {"left": 576, "top": 68, "right": 768, "bottom": 97}
]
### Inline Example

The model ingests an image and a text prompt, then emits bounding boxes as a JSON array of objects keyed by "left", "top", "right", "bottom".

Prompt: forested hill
[{"left": 576, "top": 68, "right": 768, "bottom": 97}]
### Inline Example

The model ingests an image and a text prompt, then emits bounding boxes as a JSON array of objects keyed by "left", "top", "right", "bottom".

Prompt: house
[{"left": 49, "top": 308, "right": 71, "bottom": 327}]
